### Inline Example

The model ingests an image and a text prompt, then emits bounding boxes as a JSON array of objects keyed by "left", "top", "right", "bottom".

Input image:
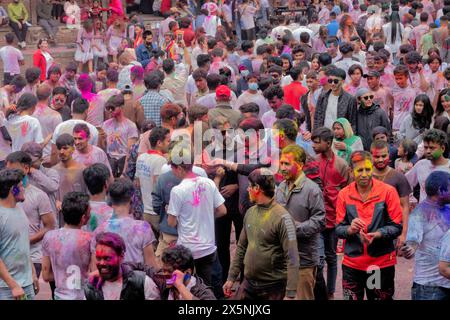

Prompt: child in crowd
[
  {"left": 75, "top": 19, "right": 94, "bottom": 73},
  {"left": 106, "top": 17, "right": 127, "bottom": 62},
  {"left": 92, "top": 18, "right": 108, "bottom": 70},
  {"left": 395, "top": 138, "right": 418, "bottom": 174}
]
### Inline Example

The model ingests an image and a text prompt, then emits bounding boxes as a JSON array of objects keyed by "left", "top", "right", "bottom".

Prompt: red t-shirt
[
  {"left": 181, "top": 28, "right": 196, "bottom": 48},
  {"left": 283, "top": 81, "right": 308, "bottom": 111}
]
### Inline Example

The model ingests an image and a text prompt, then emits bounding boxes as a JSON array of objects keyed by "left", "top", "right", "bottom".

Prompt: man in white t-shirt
[
  {"left": 406, "top": 129, "right": 450, "bottom": 203},
  {"left": 135, "top": 126, "right": 170, "bottom": 239},
  {"left": 0, "top": 33, "right": 24, "bottom": 85},
  {"left": 239, "top": 0, "right": 259, "bottom": 41},
  {"left": 5, "top": 93, "right": 44, "bottom": 152},
  {"left": 167, "top": 143, "right": 227, "bottom": 286},
  {"left": 50, "top": 97, "right": 99, "bottom": 166}
]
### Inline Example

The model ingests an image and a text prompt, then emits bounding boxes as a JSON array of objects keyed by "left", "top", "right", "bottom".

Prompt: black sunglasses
[
  {"left": 362, "top": 95, "right": 374, "bottom": 101},
  {"left": 105, "top": 106, "right": 116, "bottom": 112},
  {"left": 328, "top": 78, "right": 340, "bottom": 84}
]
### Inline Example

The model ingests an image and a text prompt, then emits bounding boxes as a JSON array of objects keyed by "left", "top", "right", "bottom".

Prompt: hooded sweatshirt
[{"left": 332, "top": 117, "right": 364, "bottom": 163}]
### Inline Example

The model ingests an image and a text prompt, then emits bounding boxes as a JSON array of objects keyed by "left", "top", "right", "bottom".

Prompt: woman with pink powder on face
[{"left": 76, "top": 74, "right": 105, "bottom": 127}]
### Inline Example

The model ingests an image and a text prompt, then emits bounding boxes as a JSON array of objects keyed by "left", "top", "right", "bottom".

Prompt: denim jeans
[
  {"left": 321, "top": 227, "right": 338, "bottom": 294},
  {"left": 411, "top": 282, "right": 450, "bottom": 300},
  {"left": 314, "top": 230, "right": 328, "bottom": 300},
  {"left": 0, "top": 284, "right": 35, "bottom": 300}
]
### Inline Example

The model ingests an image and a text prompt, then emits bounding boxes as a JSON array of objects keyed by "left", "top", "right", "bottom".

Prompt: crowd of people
[{"left": 0, "top": 0, "right": 450, "bottom": 301}]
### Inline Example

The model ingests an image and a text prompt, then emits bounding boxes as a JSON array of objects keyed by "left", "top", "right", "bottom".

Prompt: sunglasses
[
  {"left": 105, "top": 106, "right": 117, "bottom": 112},
  {"left": 327, "top": 78, "right": 340, "bottom": 84},
  {"left": 362, "top": 95, "right": 374, "bottom": 101}
]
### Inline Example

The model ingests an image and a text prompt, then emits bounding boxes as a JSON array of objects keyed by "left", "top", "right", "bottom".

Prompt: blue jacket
[{"left": 135, "top": 44, "right": 156, "bottom": 69}]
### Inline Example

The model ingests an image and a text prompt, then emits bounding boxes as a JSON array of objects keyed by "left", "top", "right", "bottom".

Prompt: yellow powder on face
[{"left": 353, "top": 160, "right": 373, "bottom": 178}]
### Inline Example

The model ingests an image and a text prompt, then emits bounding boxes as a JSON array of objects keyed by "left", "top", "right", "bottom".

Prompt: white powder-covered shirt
[
  {"left": 5, "top": 114, "right": 44, "bottom": 152},
  {"left": 0, "top": 45, "right": 23, "bottom": 75},
  {"left": 167, "top": 177, "right": 225, "bottom": 259}
]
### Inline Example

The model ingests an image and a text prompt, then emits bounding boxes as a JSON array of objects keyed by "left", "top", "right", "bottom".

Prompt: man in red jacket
[
  {"left": 312, "top": 126, "right": 351, "bottom": 299},
  {"left": 336, "top": 151, "right": 403, "bottom": 300}
]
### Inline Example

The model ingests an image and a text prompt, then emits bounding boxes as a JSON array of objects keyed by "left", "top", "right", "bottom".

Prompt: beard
[{"left": 98, "top": 264, "right": 121, "bottom": 281}]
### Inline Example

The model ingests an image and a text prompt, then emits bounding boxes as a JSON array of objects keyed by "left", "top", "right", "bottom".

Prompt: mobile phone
[{"left": 177, "top": 33, "right": 183, "bottom": 42}]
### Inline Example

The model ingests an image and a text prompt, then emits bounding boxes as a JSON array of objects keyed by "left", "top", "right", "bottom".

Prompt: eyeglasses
[
  {"left": 327, "top": 78, "right": 340, "bottom": 84},
  {"left": 105, "top": 106, "right": 116, "bottom": 112},
  {"left": 362, "top": 95, "right": 374, "bottom": 101}
]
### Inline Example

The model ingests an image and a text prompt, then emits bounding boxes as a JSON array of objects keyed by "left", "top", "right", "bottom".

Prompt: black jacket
[
  {"left": 356, "top": 103, "right": 391, "bottom": 150},
  {"left": 314, "top": 89, "right": 358, "bottom": 132}
]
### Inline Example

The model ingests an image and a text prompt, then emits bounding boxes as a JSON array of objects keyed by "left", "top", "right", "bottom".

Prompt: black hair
[
  {"left": 95, "top": 232, "right": 126, "bottom": 256},
  {"left": 106, "top": 68, "right": 119, "bottom": 82},
  {"left": 161, "top": 245, "right": 195, "bottom": 272},
  {"left": 197, "top": 54, "right": 211, "bottom": 68},
  {"left": 144, "top": 71, "right": 163, "bottom": 90},
  {"left": 6, "top": 151, "right": 32, "bottom": 167},
  {"left": 399, "top": 139, "right": 418, "bottom": 161},
  {"left": 96, "top": 62, "right": 108, "bottom": 72},
  {"left": 162, "top": 58, "right": 175, "bottom": 74},
  {"left": 206, "top": 73, "right": 222, "bottom": 90},
  {"left": 412, "top": 94, "right": 433, "bottom": 130},
  {"left": 239, "top": 103, "right": 260, "bottom": 115},
  {"left": 0, "top": 169, "right": 24, "bottom": 199},
  {"left": 56, "top": 133, "right": 74, "bottom": 149},
  {"left": 241, "top": 40, "right": 254, "bottom": 53},
  {"left": 435, "top": 88, "right": 450, "bottom": 118},
  {"left": 149, "top": 126, "right": 170, "bottom": 148},
  {"left": 5, "top": 33, "right": 14, "bottom": 44},
  {"left": 348, "top": 64, "right": 363, "bottom": 76},
  {"left": 328, "top": 67, "right": 347, "bottom": 80},
  {"left": 25, "top": 67, "right": 41, "bottom": 84},
  {"left": 72, "top": 97, "right": 90, "bottom": 114},
  {"left": 289, "top": 66, "right": 303, "bottom": 81},
  {"left": 318, "top": 52, "right": 332, "bottom": 66},
  {"left": 274, "top": 119, "right": 298, "bottom": 141},
  {"left": 47, "top": 65, "right": 62, "bottom": 79},
  {"left": 62, "top": 192, "right": 90, "bottom": 225},
  {"left": 73, "top": 123, "right": 90, "bottom": 138},
  {"left": 425, "top": 171, "right": 450, "bottom": 197},
  {"left": 192, "top": 68, "right": 208, "bottom": 81},
  {"left": 248, "top": 168, "right": 275, "bottom": 198},
  {"left": 311, "top": 126, "right": 334, "bottom": 144},
  {"left": 52, "top": 86, "right": 68, "bottom": 97},
  {"left": 83, "top": 164, "right": 111, "bottom": 196},
  {"left": 276, "top": 104, "right": 296, "bottom": 120},
  {"left": 107, "top": 178, "right": 135, "bottom": 206},
  {"left": 423, "top": 129, "right": 447, "bottom": 147},
  {"left": 10, "top": 75, "right": 27, "bottom": 89},
  {"left": 263, "top": 85, "right": 284, "bottom": 100},
  {"left": 11, "top": 93, "right": 38, "bottom": 117}
]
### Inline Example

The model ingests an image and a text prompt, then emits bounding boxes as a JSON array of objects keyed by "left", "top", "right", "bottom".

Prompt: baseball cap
[
  {"left": 216, "top": 85, "right": 231, "bottom": 99},
  {"left": 21, "top": 142, "right": 43, "bottom": 162},
  {"left": 363, "top": 70, "right": 381, "bottom": 78},
  {"left": 355, "top": 87, "right": 370, "bottom": 98}
]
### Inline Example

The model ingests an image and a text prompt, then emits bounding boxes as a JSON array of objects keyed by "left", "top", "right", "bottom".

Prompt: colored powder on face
[
  {"left": 432, "top": 148, "right": 444, "bottom": 160},
  {"left": 353, "top": 160, "right": 373, "bottom": 178}
]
